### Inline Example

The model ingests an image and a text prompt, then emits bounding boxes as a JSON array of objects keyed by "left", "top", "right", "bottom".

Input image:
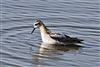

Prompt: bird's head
[{"left": 31, "top": 19, "right": 43, "bottom": 34}]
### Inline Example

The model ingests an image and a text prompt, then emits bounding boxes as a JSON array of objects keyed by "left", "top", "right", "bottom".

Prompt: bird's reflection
[
  {"left": 33, "top": 43, "right": 83, "bottom": 67},
  {"left": 39, "top": 43, "right": 82, "bottom": 54}
]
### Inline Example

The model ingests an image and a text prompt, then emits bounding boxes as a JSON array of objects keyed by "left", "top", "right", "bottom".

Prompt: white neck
[{"left": 39, "top": 25, "right": 50, "bottom": 42}]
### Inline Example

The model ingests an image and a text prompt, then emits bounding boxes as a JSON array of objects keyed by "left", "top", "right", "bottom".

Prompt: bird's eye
[{"left": 35, "top": 24, "right": 38, "bottom": 26}]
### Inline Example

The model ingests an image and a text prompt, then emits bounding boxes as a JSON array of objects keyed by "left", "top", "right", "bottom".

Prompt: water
[{"left": 1, "top": 0, "right": 100, "bottom": 67}]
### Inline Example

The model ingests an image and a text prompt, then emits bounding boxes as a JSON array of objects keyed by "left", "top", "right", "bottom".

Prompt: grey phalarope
[{"left": 31, "top": 19, "right": 83, "bottom": 44}]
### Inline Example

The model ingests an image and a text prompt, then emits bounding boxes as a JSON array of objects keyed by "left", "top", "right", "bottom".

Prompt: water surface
[{"left": 1, "top": 0, "right": 100, "bottom": 67}]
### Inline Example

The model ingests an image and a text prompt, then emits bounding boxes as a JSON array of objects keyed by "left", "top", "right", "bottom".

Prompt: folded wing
[{"left": 50, "top": 33, "right": 83, "bottom": 43}]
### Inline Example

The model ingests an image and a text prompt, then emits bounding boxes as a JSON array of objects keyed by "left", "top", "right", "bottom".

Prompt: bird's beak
[{"left": 31, "top": 27, "right": 35, "bottom": 34}]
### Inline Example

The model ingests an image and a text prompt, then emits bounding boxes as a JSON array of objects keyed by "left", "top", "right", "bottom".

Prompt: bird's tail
[{"left": 70, "top": 38, "right": 83, "bottom": 43}]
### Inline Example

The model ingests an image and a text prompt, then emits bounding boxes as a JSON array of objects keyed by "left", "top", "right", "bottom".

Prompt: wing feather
[
  {"left": 50, "top": 33, "right": 83, "bottom": 43},
  {"left": 50, "top": 33, "right": 70, "bottom": 42}
]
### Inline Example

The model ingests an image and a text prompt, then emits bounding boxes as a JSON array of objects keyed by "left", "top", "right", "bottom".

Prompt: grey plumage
[{"left": 50, "top": 33, "right": 83, "bottom": 43}]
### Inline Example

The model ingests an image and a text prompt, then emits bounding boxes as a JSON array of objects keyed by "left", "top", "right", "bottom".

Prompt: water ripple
[{"left": 1, "top": 0, "right": 99, "bottom": 67}]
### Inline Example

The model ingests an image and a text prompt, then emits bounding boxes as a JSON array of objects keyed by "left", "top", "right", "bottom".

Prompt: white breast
[{"left": 41, "top": 34, "right": 56, "bottom": 44}]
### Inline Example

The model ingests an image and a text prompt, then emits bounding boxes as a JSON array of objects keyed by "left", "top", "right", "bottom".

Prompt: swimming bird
[{"left": 31, "top": 19, "right": 83, "bottom": 44}]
